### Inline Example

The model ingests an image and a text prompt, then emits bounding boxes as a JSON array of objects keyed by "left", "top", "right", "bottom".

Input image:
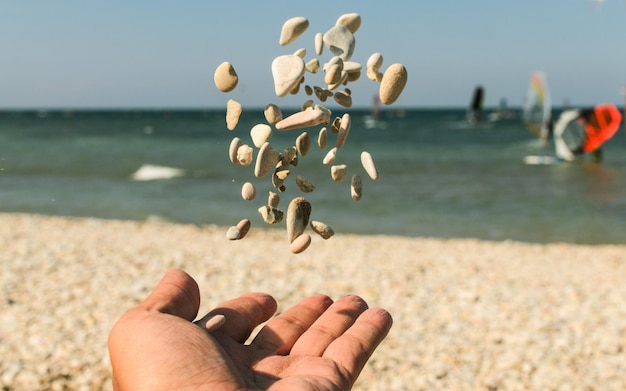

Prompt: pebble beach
[{"left": 2, "top": 213, "right": 626, "bottom": 390}]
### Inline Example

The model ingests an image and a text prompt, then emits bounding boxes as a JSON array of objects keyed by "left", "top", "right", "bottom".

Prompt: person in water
[
  {"left": 108, "top": 269, "right": 393, "bottom": 390},
  {"left": 580, "top": 108, "right": 603, "bottom": 163}
]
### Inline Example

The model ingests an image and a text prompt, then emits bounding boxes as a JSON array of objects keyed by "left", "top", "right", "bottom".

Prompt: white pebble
[
  {"left": 360, "top": 151, "right": 379, "bottom": 181},
  {"left": 250, "top": 124, "right": 273, "bottom": 148},
  {"left": 271, "top": 55, "right": 305, "bottom": 97},
  {"left": 241, "top": 182, "right": 256, "bottom": 201},
  {"left": 226, "top": 99, "right": 242, "bottom": 130},
  {"left": 331, "top": 164, "right": 348, "bottom": 182},
  {"left": 279, "top": 16, "right": 309, "bottom": 46},
  {"left": 323, "top": 147, "right": 337, "bottom": 164}
]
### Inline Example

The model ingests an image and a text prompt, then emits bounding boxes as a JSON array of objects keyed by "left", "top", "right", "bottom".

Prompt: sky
[{"left": 1, "top": 1, "right": 625, "bottom": 109}]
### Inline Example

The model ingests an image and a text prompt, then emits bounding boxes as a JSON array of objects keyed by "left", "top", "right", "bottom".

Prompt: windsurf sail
[
  {"left": 467, "top": 85, "right": 484, "bottom": 126},
  {"left": 553, "top": 103, "right": 622, "bottom": 161},
  {"left": 522, "top": 72, "right": 552, "bottom": 142}
]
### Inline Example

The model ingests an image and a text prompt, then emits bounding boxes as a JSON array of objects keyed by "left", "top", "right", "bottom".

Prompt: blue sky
[{"left": 1, "top": 1, "right": 625, "bottom": 109}]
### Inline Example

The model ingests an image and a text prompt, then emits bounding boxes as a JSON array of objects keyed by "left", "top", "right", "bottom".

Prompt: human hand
[{"left": 108, "top": 269, "right": 392, "bottom": 390}]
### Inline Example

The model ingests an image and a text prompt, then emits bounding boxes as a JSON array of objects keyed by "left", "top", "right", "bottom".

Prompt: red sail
[{"left": 582, "top": 104, "right": 622, "bottom": 153}]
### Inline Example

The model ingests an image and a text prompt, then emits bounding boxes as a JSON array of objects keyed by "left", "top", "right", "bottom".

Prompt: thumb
[{"left": 139, "top": 269, "right": 201, "bottom": 321}]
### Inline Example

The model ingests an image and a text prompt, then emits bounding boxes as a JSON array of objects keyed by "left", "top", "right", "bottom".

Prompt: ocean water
[{"left": 2, "top": 108, "right": 626, "bottom": 245}]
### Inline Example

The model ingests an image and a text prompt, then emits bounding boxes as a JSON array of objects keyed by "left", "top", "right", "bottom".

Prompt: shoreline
[{"left": 2, "top": 213, "right": 625, "bottom": 389}]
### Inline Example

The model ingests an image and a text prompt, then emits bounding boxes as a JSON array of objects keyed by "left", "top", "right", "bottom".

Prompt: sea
[{"left": 2, "top": 107, "right": 626, "bottom": 245}]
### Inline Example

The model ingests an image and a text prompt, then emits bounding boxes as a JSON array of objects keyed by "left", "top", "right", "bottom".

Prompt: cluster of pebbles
[{"left": 214, "top": 13, "right": 407, "bottom": 253}]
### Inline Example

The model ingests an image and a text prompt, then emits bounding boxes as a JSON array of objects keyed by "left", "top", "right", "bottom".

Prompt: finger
[
  {"left": 139, "top": 269, "right": 200, "bottom": 321},
  {"left": 323, "top": 307, "right": 393, "bottom": 382},
  {"left": 204, "top": 292, "right": 278, "bottom": 343},
  {"left": 289, "top": 295, "right": 369, "bottom": 356},
  {"left": 251, "top": 294, "right": 333, "bottom": 355}
]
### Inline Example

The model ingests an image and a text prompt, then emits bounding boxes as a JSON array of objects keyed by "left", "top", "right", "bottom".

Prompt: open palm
[{"left": 108, "top": 269, "right": 392, "bottom": 390}]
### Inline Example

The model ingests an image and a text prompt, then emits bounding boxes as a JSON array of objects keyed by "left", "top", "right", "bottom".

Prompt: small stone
[
  {"left": 323, "top": 25, "right": 355, "bottom": 61},
  {"left": 241, "top": 182, "right": 256, "bottom": 201},
  {"left": 281, "top": 146, "right": 298, "bottom": 166},
  {"left": 268, "top": 191, "right": 280, "bottom": 208},
  {"left": 366, "top": 53, "right": 383, "bottom": 70},
  {"left": 336, "top": 113, "right": 351, "bottom": 148},
  {"left": 296, "top": 176, "right": 315, "bottom": 193},
  {"left": 314, "top": 86, "right": 329, "bottom": 101},
  {"left": 236, "top": 219, "right": 251, "bottom": 235},
  {"left": 226, "top": 219, "right": 250, "bottom": 240},
  {"left": 305, "top": 58, "right": 320, "bottom": 73},
  {"left": 336, "top": 13, "right": 361, "bottom": 33},
  {"left": 351, "top": 174, "right": 363, "bottom": 201},
  {"left": 272, "top": 55, "right": 305, "bottom": 97},
  {"left": 327, "top": 71, "right": 348, "bottom": 90},
  {"left": 379, "top": 63, "right": 408, "bottom": 105},
  {"left": 226, "top": 99, "right": 242, "bottom": 130},
  {"left": 272, "top": 166, "right": 290, "bottom": 192},
  {"left": 229, "top": 137, "right": 243, "bottom": 164},
  {"left": 310, "top": 220, "right": 334, "bottom": 239},
  {"left": 279, "top": 16, "right": 309, "bottom": 46},
  {"left": 286, "top": 197, "right": 312, "bottom": 243},
  {"left": 318, "top": 127, "right": 328, "bottom": 149},
  {"left": 226, "top": 226, "right": 241, "bottom": 240},
  {"left": 314, "top": 32, "right": 324, "bottom": 55},
  {"left": 255, "top": 142, "right": 280, "bottom": 178},
  {"left": 214, "top": 62, "right": 238, "bottom": 92},
  {"left": 275, "top": 106, "right": 331, "bottom": 131},
  {"left": 264, "top": 104, "right": 283, "bottom": 125},
  {"left": 293, "top": 48, "right": 306, "bottom": 58},
  {"left": 330, "top": 116, "right": 341, "bottom": 133},
  {"left": 367, "top": 67, "right": 384, "bottom": 82},
  {"left": 331, "top": 164, "right": 348, "bottom": 182},
  {"left": 304, "top": 85, "right": 313, "bottom": 95},
  {"left": 302, "top": 100, "right": 314, "bottom": 111},
  {"left": 333, "top": 90, "right": 352, "bottom": 108},
  {"left": 296, "top": 132, "right": 311, "bottom": 156},
  {"left": 258, "top": 205, "right": 284, "bottom": 224},
  {"left": 290, "top": 233, "right": 312, "bottom": 254},
  {"left": 324, "top": 64, "right": 342, "bottom": 85},
  {"left": 236, "top": 144, "right": 253, "bottom": 166},
  {"left": 250, "top": 124, "right": 273, "bottom": 148},
  {"left": 361, "top": 151, "right": 379, "bottom": 181},
  {"left": 323, "top": 147, "right": 337, "bottom": 164},
  {"left": 324, "top": 56, "right": 344, "bottom": 72}
]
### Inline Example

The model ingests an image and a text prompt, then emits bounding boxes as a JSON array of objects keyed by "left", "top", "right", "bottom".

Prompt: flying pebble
[
  {"left": 214, "top": 62, "right": 238, "bottom": 92},
  {"left": 272, "top": 55, "right": 306, "bottom": 97},
  {"left": 361, "top": 151, "right": 379, "bottom": 181},
  {"left": 379, "top": 63, "right": 408, "bottom": 105},
  {"left": 226, "top": 99, "right": 242, "bottom": 130},
  {"left": 279, "top": 16, "right": 309, "bottom": 46}
]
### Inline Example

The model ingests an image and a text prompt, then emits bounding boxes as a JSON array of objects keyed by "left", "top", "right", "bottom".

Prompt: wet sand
[{"left": 1, "top": 213, "right": 625, "bottom": 390}]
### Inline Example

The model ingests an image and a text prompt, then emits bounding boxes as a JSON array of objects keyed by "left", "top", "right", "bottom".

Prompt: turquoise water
[{"left": 2, "top": 108, "right": 626, "bottom": 244}]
